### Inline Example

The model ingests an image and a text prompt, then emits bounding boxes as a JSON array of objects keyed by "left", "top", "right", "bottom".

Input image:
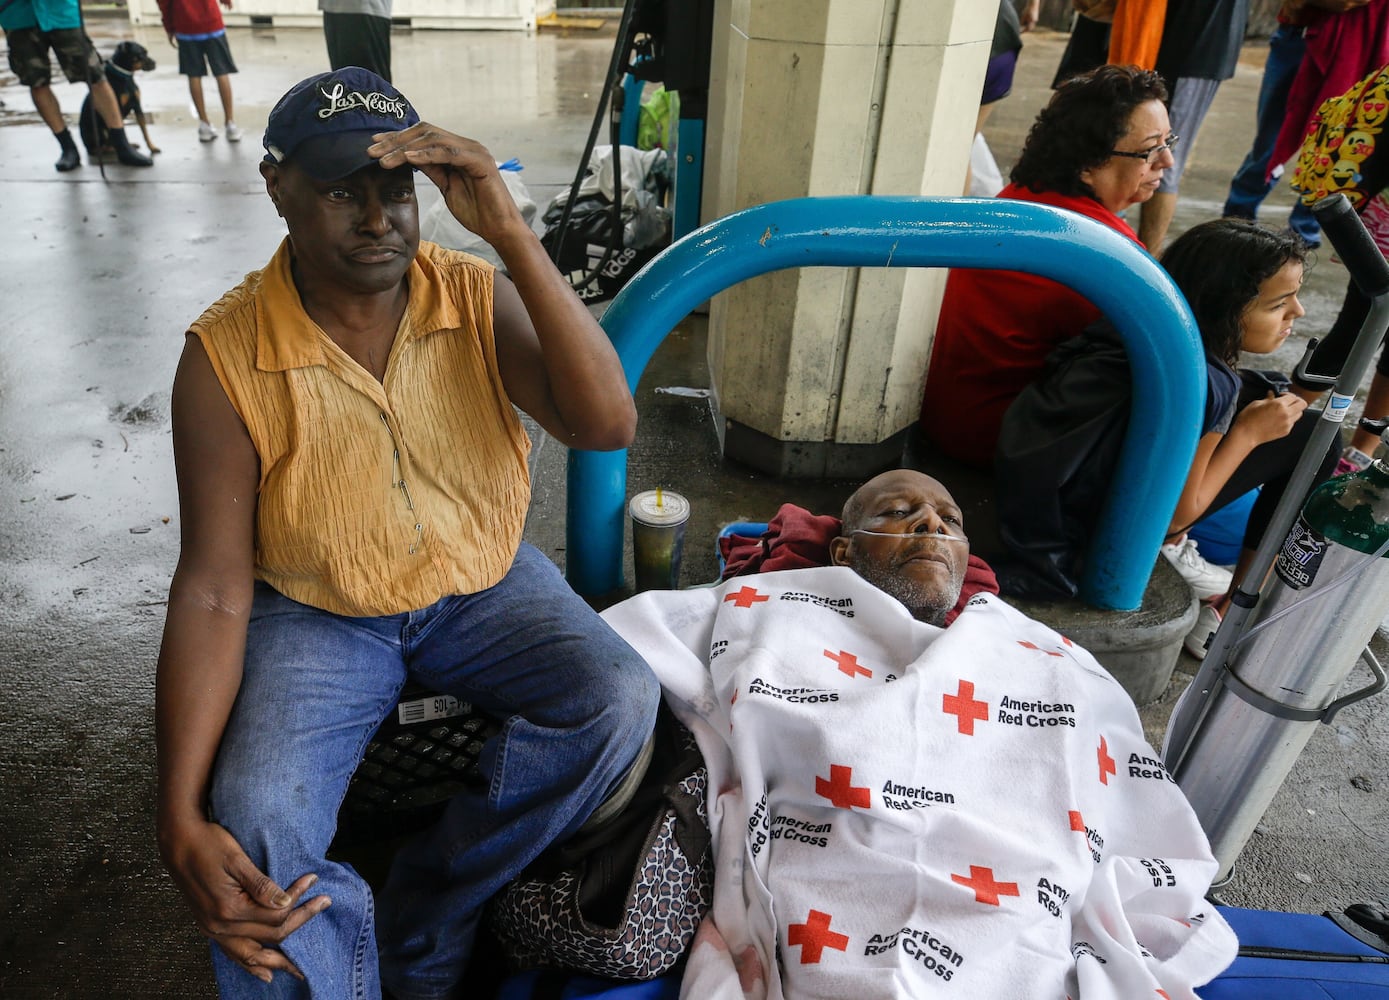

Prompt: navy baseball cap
[{"left": 262, "top": 68, "right": 420, "bottom": 181}]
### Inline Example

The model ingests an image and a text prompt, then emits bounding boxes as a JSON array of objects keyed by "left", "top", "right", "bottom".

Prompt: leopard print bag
[{"left": 485, "top": 709, "right": 713, "bottom": 981}]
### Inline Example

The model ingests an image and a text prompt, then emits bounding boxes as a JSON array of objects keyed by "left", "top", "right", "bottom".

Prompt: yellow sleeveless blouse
[{"left": 190, "top": 239, "right": 532, "bottom": 616}]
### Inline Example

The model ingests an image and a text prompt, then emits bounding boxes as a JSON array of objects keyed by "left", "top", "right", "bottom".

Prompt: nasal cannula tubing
[{"left": 850, "top": 529, "right": 968, "bottom": 543}]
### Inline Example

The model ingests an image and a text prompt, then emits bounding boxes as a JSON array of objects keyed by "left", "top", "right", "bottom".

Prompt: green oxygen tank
[
  {"left": 1175, "top": 445, "right": 1389, "bottom": 881},
  {"left": 1290, "top": 456, "right": 1389, "bottom": 562}
]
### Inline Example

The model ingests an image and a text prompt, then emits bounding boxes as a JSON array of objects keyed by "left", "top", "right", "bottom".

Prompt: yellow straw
[{"left": 656, "top": 487, "right": 664, "bottom": 509}]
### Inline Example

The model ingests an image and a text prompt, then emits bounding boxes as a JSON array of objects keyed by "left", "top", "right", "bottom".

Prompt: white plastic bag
[
  {"left": 420, "top": 167, "right": 537, "bottom": 266},
  {"left": 970, "top": 132, "right": 1005, "bottom": 198}
]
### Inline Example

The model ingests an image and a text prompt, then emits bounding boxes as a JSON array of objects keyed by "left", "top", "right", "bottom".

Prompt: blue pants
[
  {"left": 207, "top": 543, "right": 661, "bottom": 1000},
  {"left": 1222, "top": 23, "right": 1320, "bottom": 243}
]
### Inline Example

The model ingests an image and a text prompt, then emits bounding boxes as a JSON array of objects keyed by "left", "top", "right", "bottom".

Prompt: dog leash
[{"left": 75, "top": 0, "right": 110, "bottom": 181}]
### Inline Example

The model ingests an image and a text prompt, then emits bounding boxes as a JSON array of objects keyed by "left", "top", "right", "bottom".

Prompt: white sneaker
[
  {"left": 1160, "top": 536, "right": 1233, "bottom": 601},
  {"left": 225, "top": 122, "right": 243, "bottom": 143},
  {"left": 198, "top": 121, "right": 218, "bottom": 142},
  {"left": 1183, "top": 603, "right": 1222, "bottom": 660}
]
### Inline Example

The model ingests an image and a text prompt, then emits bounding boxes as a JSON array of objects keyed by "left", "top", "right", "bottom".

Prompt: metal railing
[{"left": 566, "top": 195, "right": 1205, "bottom": 611}]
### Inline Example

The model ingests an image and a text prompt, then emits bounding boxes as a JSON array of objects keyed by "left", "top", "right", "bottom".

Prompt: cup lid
[{"left": 630, "top": 489, "right": 690, "bottom": 525}]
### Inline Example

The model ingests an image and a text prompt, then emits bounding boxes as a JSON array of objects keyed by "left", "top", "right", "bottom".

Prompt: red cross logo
[
  {"left": 724, "top": 586, "right": 769, "bottom": 609},
  {"left": 1069, "top": 809, "right": 1086, "bottom": 832},
  {"left": 787, "top": 909, "right": 850, "bottom": 964},
  {"left": 942, "top": 679, "right": 989, "bottom": 735},
  {"left": 815, "top": 764, "right": 871, "bottom": 810},
  {"left": 1018, "top": 640, "right": 1064, "bottom": 657},
  {"left": 1098, "top": 735, "right": 1117, "bottom": 785},
  {"left": 950, "top": 865, "right": 1021, "bottom": 906},
  {"left": 823, "top": 648, "right": 872, "bottom": 679}
]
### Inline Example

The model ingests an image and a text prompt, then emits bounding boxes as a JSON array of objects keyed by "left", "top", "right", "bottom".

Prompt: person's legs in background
[
  {"left": 205, "top": 33, "right": 241, "bottom": 140},
  {"left": 375, "top": 543, "right": 660, "bottom": 1000},
  {"left": 1140, "top": 76, "right": 1220, "bottom": 252},
  {"left": 8, "top": 26, "right": 151, "bottom": 169},
  {"left": 1222, "top": 23, "right": 1320, "bottom": 245},
  {"left": 6, "top": 27, "right": 81, "bottom": 170},
  {"left": 51, "top": 27, "right": 152, "bottom": 167},
  {"left": 178, "top": 38, "right": 217, "bottom": 141},
  {"left": 323, "top": 10, "right": 393, "bottom": 82},
  {"left": 214, "top": 73, "right": 239, "bottom": 140},
  {"left": 1295, "top": 149, "right": 1389, "bottom": 471}
]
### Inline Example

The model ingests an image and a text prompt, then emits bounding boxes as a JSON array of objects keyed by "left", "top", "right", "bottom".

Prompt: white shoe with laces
[
  {"left": 1183, "top": 603, "right": 1223, "bottom": 660},
  {"left": 225, "top": 122, "right": 243, "bottom": 142},
  {"left": 1160, "top": 536, "right": 1233, "bottom": 601},
  {"left": 198, "top": 121, "right": 218, "bottom": 142}
]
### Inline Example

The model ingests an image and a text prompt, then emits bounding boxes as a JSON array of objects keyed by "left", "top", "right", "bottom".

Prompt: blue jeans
[
  {"left": 1222, "top": 23, "right": 1320, "bottom": 243},
  {"left": 207, "top": 542, "right": 661, "bottom": 1000}
]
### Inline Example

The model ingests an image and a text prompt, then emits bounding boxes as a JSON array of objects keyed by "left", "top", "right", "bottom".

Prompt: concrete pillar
[{"left": 702, "top": 0, "right": 997, "bottom": 477}]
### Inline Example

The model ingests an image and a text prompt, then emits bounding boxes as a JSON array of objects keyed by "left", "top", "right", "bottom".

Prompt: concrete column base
[{"left": 722, "top": 418, "right": 908, "bottom": 480}]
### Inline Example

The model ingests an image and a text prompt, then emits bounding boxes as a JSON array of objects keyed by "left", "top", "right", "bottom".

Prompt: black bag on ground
[
  {"left": 993, "top": 321, "right": 1131, "bottom": 601},
  {"left": 540, "top": 145, "right": 671, "bottom": 305},
  {"left": 485, "top": 705, "right": 713, "bottom": 980}
]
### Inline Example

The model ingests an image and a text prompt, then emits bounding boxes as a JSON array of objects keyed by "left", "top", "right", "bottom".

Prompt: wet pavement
[{"left": 0, "top": 12, "right": 1384, "bottom": 998}]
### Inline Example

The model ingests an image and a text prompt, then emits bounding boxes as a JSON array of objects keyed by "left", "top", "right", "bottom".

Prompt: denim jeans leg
[
  {"left": 208, "top": 584, "right": 408, "bottom": 1000},
  {"left": 1287, "top": 199, "right": 1322, "bottom": 244},
  {"left": 1224, "top": 24, "right": 1306, "bottom": 218},
  {"left": 375, "top": 543, "right": 661, "bottom": 1000}
]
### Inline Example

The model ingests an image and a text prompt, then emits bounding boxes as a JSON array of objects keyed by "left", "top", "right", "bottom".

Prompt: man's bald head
[{"left": 829, "top": 470, "right": 969, "bottom": 626}]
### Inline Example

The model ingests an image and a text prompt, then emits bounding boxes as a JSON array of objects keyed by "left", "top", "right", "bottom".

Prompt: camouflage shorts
[{"left": 6, "top": 27, "right": 104, "bottom": 87}]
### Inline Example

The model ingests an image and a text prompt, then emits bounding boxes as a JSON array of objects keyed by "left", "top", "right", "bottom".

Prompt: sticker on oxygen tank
[
  {"left": 1276, "top": 514, "right": 1328, "bottom": 590},
  {"left": 1326, "top": 393, "right": 1354, "bottom": 423}
]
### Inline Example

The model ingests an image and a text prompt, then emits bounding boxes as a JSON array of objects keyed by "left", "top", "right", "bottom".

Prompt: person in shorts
[
  {"left": 157, "top": 0, "right": 241, "bottom": 142},
  {"left": 0, "top": 0, "right": 154, "bottom": 170}
]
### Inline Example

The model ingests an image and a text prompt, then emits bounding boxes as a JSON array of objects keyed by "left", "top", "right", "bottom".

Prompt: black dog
[{"left": 79, "top": 41, "right": 160, "bottom": 158}]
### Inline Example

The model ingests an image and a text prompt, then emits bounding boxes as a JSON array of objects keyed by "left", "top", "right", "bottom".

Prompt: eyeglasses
[{"left": 1109, "top": 133, "right": 1180, "bottom": 164}]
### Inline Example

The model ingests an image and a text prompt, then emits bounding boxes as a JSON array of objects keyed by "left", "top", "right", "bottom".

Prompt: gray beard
[{"left": 852, "top": 562, "right": 960, "bottom": 628}]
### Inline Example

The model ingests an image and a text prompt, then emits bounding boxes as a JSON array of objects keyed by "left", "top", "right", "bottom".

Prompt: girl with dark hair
[
  {"left": 921, "top": 64, "right": 1173, "bottom": 471},
  {"left": 995, "top": 220, "right": 1338, "bottom": 658},
  {"left": 1157, "top": 220, "right": 1336, "bottom": 656}
]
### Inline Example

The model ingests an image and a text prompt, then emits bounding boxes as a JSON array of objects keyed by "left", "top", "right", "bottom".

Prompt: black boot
[
  {"left": 54, "top": 128, "right": 80, "bottom": 172},
  {"left": 108, "top": 127, "right": 153, "bottom": 167}
]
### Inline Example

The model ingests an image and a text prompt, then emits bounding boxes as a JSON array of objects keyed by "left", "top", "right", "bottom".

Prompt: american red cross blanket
[{"left": 602, "top": 567, "right": 1236, "bottom": 999}]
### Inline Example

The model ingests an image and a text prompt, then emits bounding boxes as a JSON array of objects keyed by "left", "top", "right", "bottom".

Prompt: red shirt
[
  {"left": 157, "top": 0, "right": 226, "bottom": 36},
  {"left": 918, "top": 183, "right": 1142, "bottom": 468}
]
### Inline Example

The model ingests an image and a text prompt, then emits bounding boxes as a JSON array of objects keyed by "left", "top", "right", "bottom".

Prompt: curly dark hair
[
  {"left": 1011, "top": 65, "right": 1169, "bottom": 199},
  {"left": 1159, "top": 219, "right": 1310, "bottom": 365}
]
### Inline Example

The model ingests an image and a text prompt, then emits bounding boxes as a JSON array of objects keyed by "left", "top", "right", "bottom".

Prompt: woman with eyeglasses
[{"left": 920, "top": 64, "right": 1174, "bottom": 472}]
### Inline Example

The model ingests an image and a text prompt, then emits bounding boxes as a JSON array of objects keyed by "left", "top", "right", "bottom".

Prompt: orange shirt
[
  {"left": 1108, "top": 0, "right": 1168, "bottom": 70},
  {"left": 191, "top": 239, "right": 532, "bottom": 616}
]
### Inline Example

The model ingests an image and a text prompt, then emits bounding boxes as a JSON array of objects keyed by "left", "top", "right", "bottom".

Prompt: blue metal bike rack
[{"left": 567, "top": 195, "right": 1206, "bottom": 611}]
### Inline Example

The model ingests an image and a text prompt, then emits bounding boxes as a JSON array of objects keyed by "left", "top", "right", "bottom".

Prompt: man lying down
[{"left": 601, "top": 470, "right": 1236, "bottom": 999}]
